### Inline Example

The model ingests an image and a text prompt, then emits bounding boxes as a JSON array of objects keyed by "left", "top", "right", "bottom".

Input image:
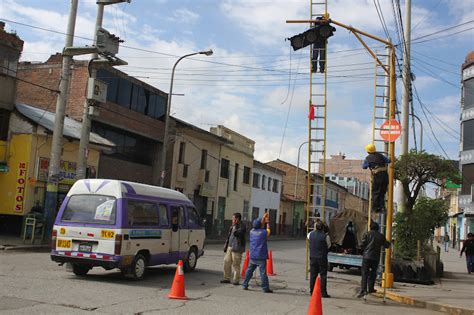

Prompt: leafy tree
[{"left": 395, "top": 150, "right": 461, "bottom": 212}]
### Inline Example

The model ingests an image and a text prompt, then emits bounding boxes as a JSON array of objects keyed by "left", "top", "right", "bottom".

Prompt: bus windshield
[{"left": 61, "top": 195, "right": 117, "bottom": 225}]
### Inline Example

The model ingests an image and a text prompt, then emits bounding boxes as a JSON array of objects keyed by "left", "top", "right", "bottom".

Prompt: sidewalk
[
  {"left": 376, "top": 245, "right": 474, "bottom": 315},
  {"left": 0, "top": 235, "right": 49, "bottom": 251}
]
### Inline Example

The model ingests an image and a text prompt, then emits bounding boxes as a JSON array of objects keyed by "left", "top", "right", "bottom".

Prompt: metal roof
[{"left": 15, "top": 103, "right": 115, "bottom": 147}]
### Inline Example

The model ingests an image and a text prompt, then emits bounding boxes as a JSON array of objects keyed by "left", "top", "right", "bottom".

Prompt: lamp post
[
  {"left": 159, "top": 49, "right": 213, "bottom": 187},
  {"left": 411, "top": 113, "right": 423, "bottom": 152},
  {"left": 294, "top": 141, "right": 309, "bottom": 198}
]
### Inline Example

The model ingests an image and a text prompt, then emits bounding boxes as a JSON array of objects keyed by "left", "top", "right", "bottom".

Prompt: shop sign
[
  {"left": 15, "top": 162, "right": 27, "bottom": 213},
  {"left": 37, "top": 157, "right": 96, "bottom": 185}
]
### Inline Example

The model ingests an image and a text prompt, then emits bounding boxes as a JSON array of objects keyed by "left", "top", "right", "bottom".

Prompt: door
[
  {"left": 170, "top": 205, "right": 189, "bottom": 261},
  {"left": 187, "top": 206, "right": 205, "bottom": 251},
  {"left": 252, "top": 207, "right": 259, "bottom": 221},
  {"left": 217, "top": 197, "right": 226, "bottom": 236},
  {"left": 269, "top": 209, "right": 277, "bottom": 233}
]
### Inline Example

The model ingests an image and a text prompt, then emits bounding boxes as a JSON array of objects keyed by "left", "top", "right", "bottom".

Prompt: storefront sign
[
  {"left": 15, "top": 162, "right": 27, "bottom": 213},
  {"left": 37, "top": 157, "right": 96, "bottom": 185}
]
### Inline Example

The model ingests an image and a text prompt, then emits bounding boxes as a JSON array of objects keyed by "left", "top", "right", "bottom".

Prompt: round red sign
[{"left": 379, "top": 119, "right": 401, "bottom": 142}]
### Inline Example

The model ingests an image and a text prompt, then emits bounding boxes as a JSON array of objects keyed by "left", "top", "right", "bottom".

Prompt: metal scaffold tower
[{"left": 305, "top": 0, "right": 329, "bottom": 279}]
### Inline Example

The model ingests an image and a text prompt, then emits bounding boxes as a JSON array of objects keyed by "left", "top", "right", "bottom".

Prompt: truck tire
[
  {"left": 72, "top": 264, "right": 90, "bottom": 276},
  {"left": 183, "top": 247, "right": 198, "bottom": 272}
]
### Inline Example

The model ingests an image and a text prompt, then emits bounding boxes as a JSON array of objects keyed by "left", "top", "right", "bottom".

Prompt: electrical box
[
  {"left": 96, "top": 28, "right": 120, "bottom": 57},
  {"left": 87, "top": 78, "right": 107, "bottom": 103}
]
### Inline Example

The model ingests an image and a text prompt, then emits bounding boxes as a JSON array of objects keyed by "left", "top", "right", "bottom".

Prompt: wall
[{"left": 326, "top": 153, "right": 370, "bottom": 183}]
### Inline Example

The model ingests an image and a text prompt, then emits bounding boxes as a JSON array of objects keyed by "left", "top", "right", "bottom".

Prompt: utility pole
[
  {"left": 44, "top": 0, "right": 78, "bottom": 239},
  {"left": 76, "top": 0, "right": 130, "bottom": 180},
  {"left": 399, "top": 0, "right": 411, "bottom": 213}
]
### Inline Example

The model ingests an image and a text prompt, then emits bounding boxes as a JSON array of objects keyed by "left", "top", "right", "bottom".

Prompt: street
[{"left": 0, "top": 240, "right": 441, "bottom": 314}]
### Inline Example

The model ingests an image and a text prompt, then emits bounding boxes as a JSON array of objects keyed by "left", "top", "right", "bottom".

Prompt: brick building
[
  {"left": 325, "top": 153, "right": 370, "bottom": 183},
  {"left": 16, "top": 54, "right": 168, "bottom": 185}
]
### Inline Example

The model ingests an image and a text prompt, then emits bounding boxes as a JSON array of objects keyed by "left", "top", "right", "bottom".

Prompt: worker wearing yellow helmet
[{"left": 362, "top": 144, "right": 390, "bottom": 213}]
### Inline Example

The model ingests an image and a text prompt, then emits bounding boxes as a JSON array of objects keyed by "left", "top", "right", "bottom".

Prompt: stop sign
[{"left": 380, "top": 119, "right": 401, "bottom": 142}]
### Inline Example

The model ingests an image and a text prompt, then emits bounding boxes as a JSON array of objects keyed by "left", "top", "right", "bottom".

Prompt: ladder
[{"left": 306, "top": 0, "right": 328, "bottom": 279}]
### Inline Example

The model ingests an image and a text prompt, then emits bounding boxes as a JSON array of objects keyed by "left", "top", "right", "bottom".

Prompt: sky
[{"left": 1, "top": 0, "right": 473, "bottom": 169}]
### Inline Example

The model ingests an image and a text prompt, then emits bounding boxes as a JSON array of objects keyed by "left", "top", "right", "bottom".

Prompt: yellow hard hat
[{"left": 365, "top": 143, "right": 376, "bottom": 153}]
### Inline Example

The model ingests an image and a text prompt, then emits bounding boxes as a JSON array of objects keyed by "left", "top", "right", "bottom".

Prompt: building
[
  {"left": 435, "top": 180, "right": 461, "bottom": 248},
  {"left": 325, "top": 153, "right": 370, "bottom": 183},
  {"left": 166, "top": 117, "right": 230, "bottom": 236},
  {"left": 210, "top": 126, "right": 255, "bottom": 236},
  {"left": 328, "top": 174, "right": 369, "bottom": 200},
  {"left": 0, "top": 103, "right": 113, "bottom": 234},
  {"left": 16, "top": 54, "right": 167, "bottom": 185},
  {"left": 251, "top": 160, "right": 284, "bottom": 234},
  {"left": 459, "top": 51, "right": 474, "bottom": 239}
]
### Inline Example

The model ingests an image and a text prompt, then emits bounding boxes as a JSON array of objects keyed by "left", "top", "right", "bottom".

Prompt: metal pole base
[{"left": 381, "top": 272, "right": 394, "bottom": 288}]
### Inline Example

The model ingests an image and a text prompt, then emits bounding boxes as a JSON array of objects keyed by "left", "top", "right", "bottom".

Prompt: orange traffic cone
[
  {"left": 307, "top": 276, "right": 323, "bottom": 315},
  {"left": 168, "top": 260, "right": 187, "bottom": 300},
  {"left": 266, "top": 250, "right": 276, "bottom": 276},
  {"left": 241, "top": 250, "right": 250, "bottom": 278}
]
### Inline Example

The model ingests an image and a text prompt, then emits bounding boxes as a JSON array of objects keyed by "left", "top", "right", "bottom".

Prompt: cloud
[{"left": 169, "top": 8, "right": 199, "bottom": 24}]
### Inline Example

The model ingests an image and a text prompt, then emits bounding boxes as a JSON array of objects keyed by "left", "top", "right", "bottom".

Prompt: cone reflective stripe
[
  {"left": 266, "top": 250, "right": 276, "bottom": 276},
  {"left": 168, "top": 260, "right": 187, "bottom": 300},
  {"left": 241, "top": 250, "right": 250, "bottom": 278},
  {"left": 307, "top": 276, "right": 323, "bottom": 315}
]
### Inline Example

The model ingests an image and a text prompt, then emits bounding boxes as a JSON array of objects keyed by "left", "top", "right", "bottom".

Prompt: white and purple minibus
[{"left": 51, "top": 179, "right": 205, "bottom": 280}]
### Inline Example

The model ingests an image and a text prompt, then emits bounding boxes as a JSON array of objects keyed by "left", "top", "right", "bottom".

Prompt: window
[
  {"left": 179, "top": 206, "right": 186, "bottom": 228},
  {"left": 268, "top": 177, "right": 272, "bottom": 190},
  {"left": 96, "top": 69, "right": 118, "bottom": 103},
  {"left": 127, "top": 200, "right": 159, "bottom": 226},
  {"left": 253, "top": 173, "right": 260, "bottom": 188},
  {"left": 117, "top": 79, "right": 132, "bottom": 108},
  {"left": 178, "top": 142, "right": 186, "bottom": 164},
  {"left": 234, "top": 163, "right": 239, "bottom": 191},
  {"left": 243, "top": 166, "right": 251, "bottom": 184},
  {"left": 200, "top": 150, "right": 208, "bottom": 169},
  {"left": 131, "top": 84, "right": 146, "bottom": 114},
  {"left": 272, "top": 179, "right": 279, "bottom": 193},
  {"left": 463, "top": 120, "right": 474, "bottom": 151},
  {"left": 183, "top": 164, "right": 188, "bottom": 178},
  {"left": 0, "top": 109, "right": 10, "bottom": 141},
  {"left": 205, "top": 170, "right": 210, "bottom": 183},
  {"left": 158, "top": 204, "right": 169, "bottom": 226},
  {"left": 262, "top": 175, "right": 266, "bottom": 190},
  {"left": 464, "top": 78, "right": 474, "bottom": 110},
  {"left": 0, "top": 50, "right": 19, "bottom": 76},
  {"left": 220, "top": 158, "right": 229, "bottom": 178},
  {"left": 61, "top": 195, "right": 116, "bottom": 225},
  {"left": 187, "top": 207, "right": 201, "bottom": 227},
  {"left": 243, "top": 200, "right": 249, "bottom": 222}
]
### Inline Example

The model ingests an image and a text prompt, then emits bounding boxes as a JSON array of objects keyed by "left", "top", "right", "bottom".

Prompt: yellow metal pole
[
  {"left": 382, "top": 47, "right": 396, "bottom": 289},
  {"left": 352, "top": 32, "right": 389, "bottom": 74}
]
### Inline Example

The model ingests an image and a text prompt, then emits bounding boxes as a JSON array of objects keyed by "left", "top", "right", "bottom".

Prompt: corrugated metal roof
[{"left": 15, "top": 103, "right": 115, "bottom": 147}]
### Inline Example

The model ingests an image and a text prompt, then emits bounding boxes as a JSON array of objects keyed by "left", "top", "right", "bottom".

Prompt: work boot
[
  {"left": 220, "top": 279, "right": 230, "bottom": 284},
  {"left": 322, "top": 293, "right": 331, "bottom": 298},
  {"left": 368, "top": 288, "right": 377, "bottom": 294},
  {"left": 356, "top": 291, "right": 366, "bottom": 298},
  {"left": 263, "top": 289, "right": 273, "bottom": 293}
]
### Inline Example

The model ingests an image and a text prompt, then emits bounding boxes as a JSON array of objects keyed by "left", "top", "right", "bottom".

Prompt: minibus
[{"left": 51, "top": 179, "right": 205, "bottom": 280}]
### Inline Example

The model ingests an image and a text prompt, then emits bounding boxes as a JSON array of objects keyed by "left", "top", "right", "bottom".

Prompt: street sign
[{"left": 379, "top": 119, "right": 401, "bottom": 142}]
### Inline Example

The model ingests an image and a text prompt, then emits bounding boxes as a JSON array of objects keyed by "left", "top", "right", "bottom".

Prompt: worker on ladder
[{"left": 363, "top": 144, "right": 390, "bottom": 213}]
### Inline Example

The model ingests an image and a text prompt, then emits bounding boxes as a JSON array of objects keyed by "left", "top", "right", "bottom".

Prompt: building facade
[
  {"left": 210, "top": 126, "right": 255, "bottom": 236},
  {"left": 325, "top": 153, "right": 370, "bottom": 183},
  {"left": 328, "top": 174, "right": 369, "bottom": 200},
  {"left": 16, "top": 55, "right": 167, "bottom": 186},
  {"left": 459, "top": 51, "right": 474, "bottom": 239},
  {"left": 251, "top": 160, "right": 284, "bottom": 234}
]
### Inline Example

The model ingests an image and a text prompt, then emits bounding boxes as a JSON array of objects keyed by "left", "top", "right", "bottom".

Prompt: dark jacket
[
  {"left": 461, "top": 239, "right": 474, "bottom": 256},
  {"left": 224, "top": 222, "right": 246, "bottom": 253},
  {"left": 249, "top": 219, "right": 268, "bottom": 260},
  {"left": 309, "top": 230, "right": 329, "bottom": 259},
  {"left": 360, "top": 230, "right": 390, "bottom": 261},
  {"left": 362, "top": 152, "right": 390, "bottom": 170}
]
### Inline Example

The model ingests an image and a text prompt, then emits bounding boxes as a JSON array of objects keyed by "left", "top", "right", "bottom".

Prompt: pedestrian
[
  {"left": 444, "top": 233, "right": 450, "bottom": 252},
  {"left": 308, "top": 221, "right": 331, "bottom": 298},
  {"left": 221, "top": 212, "right": 247, "bottom": 285},
  {"left": 242, "top": 216, "right": 273, "bottom": 293},
  {"left": 363, "top": 144, "right": 390, "bottom": 213},
  {"left": 357, "top": 222, "right": 390, "bottom": 298},
  {"left": 460, "top": 232, "right": 474, "bottom": 274}
]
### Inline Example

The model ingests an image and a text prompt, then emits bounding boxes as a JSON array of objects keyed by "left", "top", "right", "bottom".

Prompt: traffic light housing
[{"left": 288, "top": 21, "right": 336, "bottom": 51}]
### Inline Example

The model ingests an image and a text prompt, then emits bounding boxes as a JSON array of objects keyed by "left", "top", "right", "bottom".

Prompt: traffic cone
[
  {"left": 168, "top": 260, "right": 187, "bottom": 300},
  {"left": 241, "top": 250, "right": 250, "bottom": 278},
  {"left": 266, "top": 250, "right": 276, "bottom": 276},
  {"left": 307, "top": 276, "right": 323, "bottom": 315}
]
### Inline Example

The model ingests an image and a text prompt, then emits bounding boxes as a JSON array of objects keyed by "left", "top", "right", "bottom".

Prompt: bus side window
[
  {"left": 171, "top": 207, "right": 179, "bottom": 232},
  {"left": 178, "top": 206, "right": 186, "bottom": 228},
  {"left": 158, "top": 204, "right": 169, "bottom": 227}
]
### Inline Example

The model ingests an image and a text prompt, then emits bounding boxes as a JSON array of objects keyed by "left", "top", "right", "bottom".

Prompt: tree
[{"left": 395, "top": 150, "right": 461, "bottom": 212}]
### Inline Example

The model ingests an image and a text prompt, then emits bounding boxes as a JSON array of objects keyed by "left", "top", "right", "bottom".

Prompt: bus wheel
[
  {"left": 183, "top": 247, "right": 198, "bottom": 272},
  {"left": 72, "top": 264, "right": 90, "bottom": 276},
  {"left": 130, "top": 254, "right": 147, "bottom": 280}
]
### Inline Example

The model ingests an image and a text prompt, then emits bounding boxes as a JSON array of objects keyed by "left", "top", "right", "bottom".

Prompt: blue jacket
[{"left": 249, "top": 219, "right": 268, "bottom": 260}]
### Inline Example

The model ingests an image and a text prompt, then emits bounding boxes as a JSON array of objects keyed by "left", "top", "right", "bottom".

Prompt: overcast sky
[{"left": 1, "top": 0, "right": 472, "bottom": 168}]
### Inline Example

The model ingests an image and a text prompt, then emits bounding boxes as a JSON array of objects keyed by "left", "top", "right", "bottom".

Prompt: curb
[
  {"left": 1, "top": 245, "right": 50, "bottom": 251},
  {"left": 374, "top": 287, "right": 474, "bottom": 315}
]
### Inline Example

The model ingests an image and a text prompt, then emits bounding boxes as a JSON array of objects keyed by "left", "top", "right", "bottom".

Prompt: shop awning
[{"left": 15, "top": 103, "right": 115, "bottom": 148}]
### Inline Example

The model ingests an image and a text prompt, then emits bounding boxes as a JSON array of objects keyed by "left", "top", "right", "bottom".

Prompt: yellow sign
[
  {"left": 14, "top": 162, "right": 27, "bottom": 213},
  {"left": 57, "top": 239, "right": 72, "bottom": 249},
  {"left": 60, "top": 228, "right": 66, "bottom": 235},
  {"left": 101, "top": 230, "right": 115, "bottom": 239}
]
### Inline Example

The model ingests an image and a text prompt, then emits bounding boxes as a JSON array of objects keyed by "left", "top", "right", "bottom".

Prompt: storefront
[{"left": 0, "top": 103, "right": 114, "bottom": 235}]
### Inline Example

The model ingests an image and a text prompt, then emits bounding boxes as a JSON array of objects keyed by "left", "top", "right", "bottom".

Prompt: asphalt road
[{"left": 0, "top": 240, "right": 441, "bottom": 314}]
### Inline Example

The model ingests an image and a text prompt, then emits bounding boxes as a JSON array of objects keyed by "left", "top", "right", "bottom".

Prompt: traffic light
[{"left": 288, "top": 21, "right": 336, "bottom": 51}]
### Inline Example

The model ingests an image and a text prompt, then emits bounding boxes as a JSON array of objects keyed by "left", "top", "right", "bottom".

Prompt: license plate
[
  {"left": 101, "top": 230, "right": 115, "bottom": 239},
  {"left": 57, "top": 239, "right": 72, "bottom": 249},
  {"left": 78, "top": 243, "right": 93, "bottom": 253}
]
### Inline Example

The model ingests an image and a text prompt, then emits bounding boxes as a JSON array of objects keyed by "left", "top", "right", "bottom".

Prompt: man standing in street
[
  {"left": 460, "top": 232, "right": 474, "bottom": 274},
  {"left": 308, "top": 221, "right": 331, "bottom": 298},
  {"left": 363, "top": 144, "right": 390, "bottom": 213},
  {"left": 221, "top": 212, "right": 246, "bottom": 285},
  {"left": 444, "top": 233, "right": 450, "bottom": 252},
  {"left": 357, "top": 222, "right": 390, "bottom": 298},
  {"left": 242, "top": 216, "right": 272, "bottom": 293}
]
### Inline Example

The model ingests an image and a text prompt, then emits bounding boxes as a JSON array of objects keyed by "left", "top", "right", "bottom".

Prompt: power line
[
  {"left": 411, "top": 0, "right": 442, "bottom": 34},
  {"left": 373, "top": 0, "right": 390, "bottom": 39},
  {"left": 412, "top": 27, "right": 474, "bottom": 45},
  {"left": 411, "top": 20, "right": 474, "bottom": 42}
]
